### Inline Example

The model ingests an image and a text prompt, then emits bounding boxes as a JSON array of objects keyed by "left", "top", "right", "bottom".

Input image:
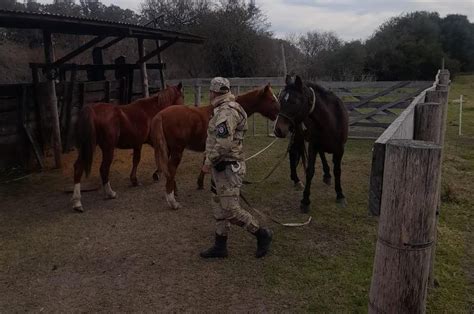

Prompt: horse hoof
[
  {"left": 294, "top": 181, "right": 305, "bottom": 191},
  {"left": 323, "top": 176, "right": 332, "bottom": 186},
  {"left": 105, "top": 192, "right": 117, "bottom": 200},
  {"left": 300, "top": 202, "right": 310, "bottom": 213},
  {"left": 336, "top": 197, "right": 347, "bottom": 208},
  {"left": 73, "top": 206, "right": 84, "bottom": 213},
  {"left": 152, "top": 172, "right": 160, "bottom": 182},
  {"left": 197, "top": 185, "right": 204, "bottom": 190},
  {"left": 169, "top": 202, "right": 181, "bottom": 210},
  {"left": 131, "top": 181, "right": 141, "bottom": 187}
]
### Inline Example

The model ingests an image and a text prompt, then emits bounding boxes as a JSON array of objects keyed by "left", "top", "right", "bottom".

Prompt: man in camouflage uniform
[{"left": 200, "top": 77, "right": 273, "bottom": 259}]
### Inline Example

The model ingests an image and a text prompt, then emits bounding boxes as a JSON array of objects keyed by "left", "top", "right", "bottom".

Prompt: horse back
[
  {"left": 158, "top": 105, "right": 212, "bottom": 152},
  {"left": 308, "top": 83, "right": 349, "bottom": 151}
]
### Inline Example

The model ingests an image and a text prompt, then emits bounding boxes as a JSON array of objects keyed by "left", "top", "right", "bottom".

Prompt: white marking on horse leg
[
  {"left": 71, "top": 183, "right": 83, "bottom": 212},
  {"left": 273, "top": 115, "right": 280, "bottom": 133},
  {"left": 103, "top": 181, "right": 117, "bottom": 199},
  {"left": 165, "top": 191, "right": 180, "bottom": 210}
]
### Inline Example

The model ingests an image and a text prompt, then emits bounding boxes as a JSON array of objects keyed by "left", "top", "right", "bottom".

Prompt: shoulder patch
[{"left": 215, "top": 122, "right": 229, "bottom": 138}]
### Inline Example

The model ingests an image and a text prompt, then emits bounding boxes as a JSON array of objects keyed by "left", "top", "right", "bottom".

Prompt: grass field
[{"left": 0, "top": 75, "right": 471, "bottom": 312}]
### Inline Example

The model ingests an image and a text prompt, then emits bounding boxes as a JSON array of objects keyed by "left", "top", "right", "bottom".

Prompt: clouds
[
  {"left": 258, "top": 0, "right": 473, "bottom": 41},
  {"left": 260, "top": 0, "right": 474, "bottom": 40}
]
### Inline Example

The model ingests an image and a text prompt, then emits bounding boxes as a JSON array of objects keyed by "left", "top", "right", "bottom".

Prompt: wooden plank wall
[{"left": 0, "top": 80, "right": 127, "bottom": 169}]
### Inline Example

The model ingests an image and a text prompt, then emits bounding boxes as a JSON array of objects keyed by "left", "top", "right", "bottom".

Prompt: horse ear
[
  {"left": 264, "top": 83, "right": 271, "bottom": 93},
  {"left": 177, "top": 82, "right": 183, "bottom": 91},
  {"left": 295, "top": 76, "right": 303, "bottom": 90},
  {"left": 285, "top": 75, "right": 293, "bottom": 85}
]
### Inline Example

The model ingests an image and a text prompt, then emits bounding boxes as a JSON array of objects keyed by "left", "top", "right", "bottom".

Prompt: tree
[
  {"left": 365, "top": 12, "right": 446, "bottom": 80},
  {"left": 440, "top": 14, "right": 474, "bottom": 71}
]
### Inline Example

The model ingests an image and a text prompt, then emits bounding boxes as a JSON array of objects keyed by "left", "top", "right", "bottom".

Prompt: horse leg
[
  {"left": 197, "top": 155, "right": 206, "bottom": 190},
  {"left": 100, "top": 146, "right": 117, "bottom": 200},
  {"left": 289, "top": 141, "right": 304, "bottom": 190},
  {"left": 72, "top": 158, "right": 84, "bottom": 212},
  {"left": 165, "top": 150, "right": 183, "bottom": 210},
  {"left": 333, "top": 151, "right": 347, "bottom": 208},
  {"left": 300, "top": 144, "right": 317, "bottom": 213},
  {"left": 130, "top": 146, "right": 142, "bottom": 187},
  {"left": 319, "top": 151, "right": 332, "bottom": 186}
]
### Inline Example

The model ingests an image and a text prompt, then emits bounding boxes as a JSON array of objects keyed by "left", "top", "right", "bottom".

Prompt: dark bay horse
[
  {"left": 71, "top": 83, "right": 184, "bottom": 212},
  {"left": 151, "top": 84, "right": 280, "bottom": 209},
  {"left": 274, "top": 76, "right": 348, "bottom": 212}
]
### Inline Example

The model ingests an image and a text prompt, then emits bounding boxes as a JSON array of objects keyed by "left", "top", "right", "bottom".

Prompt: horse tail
[
  {"left": 151, "top": 114, "right": 169, "bottom": 177},
  {"left": 76, "top": 105, "right": 96, "bottom": 177}
]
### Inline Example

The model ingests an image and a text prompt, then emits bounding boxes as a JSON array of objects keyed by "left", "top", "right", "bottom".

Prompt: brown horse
[
  {"left": 71, "top": 83, "right": 184, "bottom": 212},
  {"left": 274, "top": 75, "right": 348, "bottom": 212},
  {"left": 151, "top": 84, "right": 280, "bottom": 209}
]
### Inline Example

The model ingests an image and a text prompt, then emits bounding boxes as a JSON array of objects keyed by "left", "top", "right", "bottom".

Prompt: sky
[{"left": 38, "top": 0, "right": 474, "bottom": 41}]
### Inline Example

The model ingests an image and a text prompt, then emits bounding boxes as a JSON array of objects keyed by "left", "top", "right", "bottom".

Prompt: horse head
[
  {"left": 165, "top": 82, "right": 185, "bottom": 107},
  {"left": 256, "top": 83, "right": 280, "bottom": 121},
  {"left": 274, "top": 75, "right": 313, "bottom": 138}
]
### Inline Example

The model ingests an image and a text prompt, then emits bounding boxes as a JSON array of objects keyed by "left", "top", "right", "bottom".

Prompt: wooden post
[
  {"left": 153, "top": 20, "right": 166, "bottom": 90},
  {"left": 31, "top": 65, "right": 45, "bottom": 153},
  {"left": 137, "top": 39, "right": 149, "bottom": 98},
  {"left": 369, "top": 139, "right": 442, "bottom": 314},
  {"left": 281, "top": 43, "right": 287, "bottom": 76},
  {"left": 127, "top": 67, "right": 134, "bottom": 103},
  {"left": 104, "top": 81, "right": 111, "bottom": 103},
  {"left": 425, "top": 71, "right": 450, "bottom": 288},
  {"left": 62, "top": 67, "right": 77, "bottom": 153},
  {"left": 43, "top": 30, "right": 62, "bottom": 168},
  {"left": 414, "top": 102, "right": 442, "bottom": 144},
  {"left": 194, "top": 79, "right": 201, "bottom": 107}
]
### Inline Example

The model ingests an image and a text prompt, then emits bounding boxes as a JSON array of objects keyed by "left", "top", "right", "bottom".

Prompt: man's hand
[{"left": 201, "top": 164, "right": 211, "bottom": 174}]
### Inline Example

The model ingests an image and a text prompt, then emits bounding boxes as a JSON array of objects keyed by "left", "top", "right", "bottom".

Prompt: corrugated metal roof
[{"left": 0, "top": 9, "right": 205, "bottom": 43}]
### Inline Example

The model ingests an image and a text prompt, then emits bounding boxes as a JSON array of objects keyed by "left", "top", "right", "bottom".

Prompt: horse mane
[
  {"left": 150, "top": 86, "right": 179, "bottom": 109},
  {"left": 307, "top": 82, "right": 332, "bottom": 97}
]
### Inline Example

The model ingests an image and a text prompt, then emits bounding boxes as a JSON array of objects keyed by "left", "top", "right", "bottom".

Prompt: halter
[{"left": 277, "top": 87, "right": 316, "bottom": 127}]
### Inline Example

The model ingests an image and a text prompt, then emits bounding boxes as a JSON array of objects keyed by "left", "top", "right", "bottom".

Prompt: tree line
[{"left": 1, "top": 0, "right": 473, "bottom": 80}]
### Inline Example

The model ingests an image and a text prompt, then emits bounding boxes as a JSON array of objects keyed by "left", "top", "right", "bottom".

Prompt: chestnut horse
[
  {"left": 274, "top": 75, "right": 348, "bottom": 213},
  {"left": 71, "top": 83, "right": 184, "bottom": 212},
  {"left": 151, "top": 84, "right": 280, "bottom": 209}
]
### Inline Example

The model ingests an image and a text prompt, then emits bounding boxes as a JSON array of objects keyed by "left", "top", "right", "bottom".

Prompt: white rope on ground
[{"left": 245, "top": 138, "right": 279, "bottom": 161}]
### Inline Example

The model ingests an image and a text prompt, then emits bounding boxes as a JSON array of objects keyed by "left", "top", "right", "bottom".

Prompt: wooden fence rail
[
  {"left": 367, "top": 69, "right": 450, "bottom": 313},
  {"left": 166, "top": 77, "right": 432, "bottom": 138}
]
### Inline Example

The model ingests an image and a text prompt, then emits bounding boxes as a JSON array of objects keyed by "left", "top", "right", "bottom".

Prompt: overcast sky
[{"left": 40, "top": 0, "right": 474, "bottom": 41}]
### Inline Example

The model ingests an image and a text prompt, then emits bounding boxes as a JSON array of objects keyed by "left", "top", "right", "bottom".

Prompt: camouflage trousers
[{"left": 211, "top": 162, "right": 259, "bottom": 236}]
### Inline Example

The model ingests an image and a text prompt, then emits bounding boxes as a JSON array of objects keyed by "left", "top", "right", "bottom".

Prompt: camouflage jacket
[{"left": 204, "top": 93, "right": 248, "bottom": 167}]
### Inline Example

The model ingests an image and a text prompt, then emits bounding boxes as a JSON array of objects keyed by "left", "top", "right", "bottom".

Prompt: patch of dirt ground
[{"left": 0, "top": 144, "right": 309, "bottom": 312}]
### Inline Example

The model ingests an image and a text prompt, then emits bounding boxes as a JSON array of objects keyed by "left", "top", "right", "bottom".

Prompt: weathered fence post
[
  {"left": 194, "top": 79, "right": 201, "bottom": 107},
  {"left": 369, "top": 139, "right": 442, "bottom": 314},
  {"left": 137, "top": 39, "right": 149, "bottom": 98},
  {"left": 424, "top": 71, "right": 450, "bottom": 288},
  {"left": 43, "top": 30, "right": 62, "bottom": 168},
  {"left": 414, "top": 102, "right": 442, "bottom": 143}
]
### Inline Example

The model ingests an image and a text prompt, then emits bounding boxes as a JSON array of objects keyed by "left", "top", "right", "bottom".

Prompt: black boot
[
  {"left": 200, "top": 233, "right": 228, "bottom": 258},
  {"left": 254, "top": 228, "right": 273, "bottom": 258}
]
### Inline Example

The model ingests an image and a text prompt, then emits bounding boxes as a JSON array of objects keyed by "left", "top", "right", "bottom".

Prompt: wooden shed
[{"left": 0, "top": 9, "right": 204, "bottom": 169}]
